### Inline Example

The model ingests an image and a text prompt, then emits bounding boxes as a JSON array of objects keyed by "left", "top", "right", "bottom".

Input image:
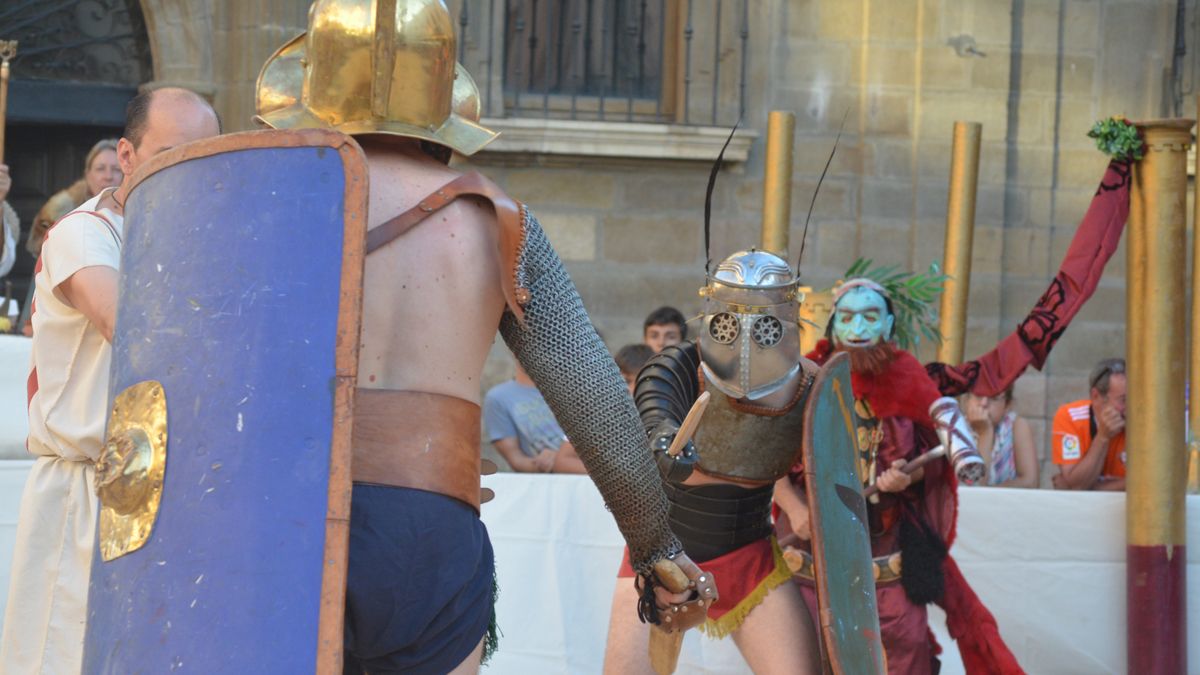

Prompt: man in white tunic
[{"left": 0, "top": 87, "right": 219, "bottom": 674}]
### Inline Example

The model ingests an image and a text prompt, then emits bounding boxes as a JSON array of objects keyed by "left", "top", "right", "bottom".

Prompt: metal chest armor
[{"left": 691, "top": 368, "right": 814, "bottom": 484}]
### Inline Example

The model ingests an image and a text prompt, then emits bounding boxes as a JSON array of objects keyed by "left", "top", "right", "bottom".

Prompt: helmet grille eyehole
[
  {"left": 751, "top": 316, "right": 784, "bottom": 347},
  {"left": 709, "top": 313, "right": 740, "bottom": 345}
]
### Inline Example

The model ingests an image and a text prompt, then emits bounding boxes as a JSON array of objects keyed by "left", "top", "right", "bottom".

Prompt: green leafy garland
[
  {"left": 1087, "top": 116, "right": 1143, "bottom": 162},
  {"left": 842, "top": 258, "right": 949, "bottom": 351}
]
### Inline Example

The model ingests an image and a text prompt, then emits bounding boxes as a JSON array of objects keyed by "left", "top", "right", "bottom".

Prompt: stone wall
[
  {"left": 754, "top": 0, "right": 1172, "bottom": 485},
  {"left": 137, "top": 0, "right": 1179, "bottom": 482}
]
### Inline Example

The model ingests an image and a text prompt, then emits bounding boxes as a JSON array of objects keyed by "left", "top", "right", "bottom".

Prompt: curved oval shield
[
  {"left": 803, "top": 352, "right": 886, "bottom": 674},
  {"left": 82, "top": 129, "right": 366, "bottom": 674}
]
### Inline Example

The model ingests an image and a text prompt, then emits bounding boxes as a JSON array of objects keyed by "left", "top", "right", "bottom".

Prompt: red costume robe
[{"left": 783, "top": 158, "right": 1130, "bottom": 675}]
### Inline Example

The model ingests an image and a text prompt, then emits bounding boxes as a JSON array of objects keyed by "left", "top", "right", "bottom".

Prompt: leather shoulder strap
[
  {"left": 366, "top": 171, "right": 527, "bottom": 321},
  {"left": 75, "top": 211, "right": 122, "bottom": 248}
]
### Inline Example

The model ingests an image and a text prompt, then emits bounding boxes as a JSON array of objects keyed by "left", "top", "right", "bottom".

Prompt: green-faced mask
[{"left": 831, "top": 286, "right": 894, "bottom": 347}]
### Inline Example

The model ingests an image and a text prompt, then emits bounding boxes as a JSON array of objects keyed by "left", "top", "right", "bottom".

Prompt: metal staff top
[{"left": 0, "top": 40, "right": 18, "bottom": 164}]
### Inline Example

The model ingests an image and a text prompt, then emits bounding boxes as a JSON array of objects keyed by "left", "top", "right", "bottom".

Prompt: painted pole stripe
[{"left": 1126, "top": 545, "right": 1186, "bottom": 674}]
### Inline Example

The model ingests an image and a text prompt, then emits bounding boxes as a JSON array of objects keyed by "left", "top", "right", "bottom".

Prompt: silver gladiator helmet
[{"left": 699, "top": 248, "right": 803, "bottom": 400}]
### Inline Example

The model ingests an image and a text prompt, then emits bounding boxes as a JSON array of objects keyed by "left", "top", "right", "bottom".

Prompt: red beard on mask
[
  {"left": 834, "top": 340, "right": 898, "bottom": 377},
  {"left": 807, "top": 337, "right": 940, "bottom": 427}
]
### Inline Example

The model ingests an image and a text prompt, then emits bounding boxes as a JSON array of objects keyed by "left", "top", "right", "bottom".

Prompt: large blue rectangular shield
[{"left": 83, "top": 129, "right": 366, "bottom": 674}]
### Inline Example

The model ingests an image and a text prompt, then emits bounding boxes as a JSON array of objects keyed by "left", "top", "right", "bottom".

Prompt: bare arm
[
  {"left": 58, "top": 265, "right": 119, "bottom": 342},
  {"left": 1056, "top": 435, "right": 1110, "bottom": 490},
  {"left": 492, "top": 438, "right": 541, "bottom": 473},
  {"left": 974, "top": 424, "right": 995, "bottom": 471},
  {"left": 1095, "top": 477, "right": 1126, "bottom": 491},
  {"left": 551, "top": 441, "right": 588, "bottom": 474},
  {"left": 876, "top": 458, "right": 924, "bottom": 492},
  {"left": 997, "top": 416, "right": 1039, "bottom": 488},
  {"left": 773, "top": 476, "right": 811, "bottom": 540}
]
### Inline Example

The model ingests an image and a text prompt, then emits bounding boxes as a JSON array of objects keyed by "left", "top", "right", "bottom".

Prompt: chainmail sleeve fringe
[{"left": 498, "top": 209, "right": 682, "bottom": 574}]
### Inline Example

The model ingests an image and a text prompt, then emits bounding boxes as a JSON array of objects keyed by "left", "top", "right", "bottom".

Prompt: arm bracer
[{"left": 634, "top": 342, "right": 701, "bottom": 434}]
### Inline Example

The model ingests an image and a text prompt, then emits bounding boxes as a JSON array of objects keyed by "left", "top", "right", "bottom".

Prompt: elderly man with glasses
[{"left": 1051, "top": 358, "right": 1128, "bottom": 491}]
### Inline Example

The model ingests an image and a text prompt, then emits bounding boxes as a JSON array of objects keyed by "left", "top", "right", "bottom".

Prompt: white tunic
[{"left": 1, "top": 190, "right": 122, "bottom": 675}]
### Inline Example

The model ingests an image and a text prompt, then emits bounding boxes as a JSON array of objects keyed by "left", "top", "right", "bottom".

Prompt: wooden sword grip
[{"left": 666, "top": 391, "right": 710, "bottom": 457}]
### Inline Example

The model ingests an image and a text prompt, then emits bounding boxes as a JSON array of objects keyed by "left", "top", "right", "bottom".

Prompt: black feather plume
[
  {"left": 796, "top": 109, "right": 849, "bottom": 277},
  {"left": 705, "top": 122, "right": 739, "bottom": 277}
]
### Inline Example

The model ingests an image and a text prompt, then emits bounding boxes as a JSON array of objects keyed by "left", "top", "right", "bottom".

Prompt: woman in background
[
  {"left": 26, "top": 138, "right": 122, "bottom": 258},
  {"left": 964, "top": 385, "right": 1040, "bottom": 488}
]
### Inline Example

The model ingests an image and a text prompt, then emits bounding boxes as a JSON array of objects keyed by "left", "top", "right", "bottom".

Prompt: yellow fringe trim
[{"left": 698, "top": 538, "right": 793, "bottom": 639}]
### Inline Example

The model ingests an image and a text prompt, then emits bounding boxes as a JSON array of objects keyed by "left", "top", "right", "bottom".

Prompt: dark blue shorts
[{"left": 343, "top": 485, "right": 495, "bottom": 674}]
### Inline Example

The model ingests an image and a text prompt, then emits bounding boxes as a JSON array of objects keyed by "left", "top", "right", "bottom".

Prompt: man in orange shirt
[{"left": 1051, "top": 357, "right": 1127, "bottom": 491}]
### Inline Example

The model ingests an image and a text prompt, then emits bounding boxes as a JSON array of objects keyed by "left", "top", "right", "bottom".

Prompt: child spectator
[{"left": 615, "top": 343, "right": 655, "bottom": 394}]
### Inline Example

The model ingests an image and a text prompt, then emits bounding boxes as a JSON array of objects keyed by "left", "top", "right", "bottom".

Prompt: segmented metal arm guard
[
  {"left": 634, "top": 342, "right": 702, "bottom": 435},
  {"left": 930, "top": 397, "right": 986, "bottom": 485},
  {"left": 498, "top": 210, "right": 681, "bottom": 574},
  {"left": 635, "top": 343, "right": 703, "bottom": 482}
]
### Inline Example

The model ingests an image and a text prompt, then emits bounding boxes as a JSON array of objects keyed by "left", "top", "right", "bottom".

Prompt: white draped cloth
[
  {"left": 474, "top": 475, "right": 1200, "bottom": 674},
  {"left": 1, "top": 467, "right": 1198, "bottom": 673}
]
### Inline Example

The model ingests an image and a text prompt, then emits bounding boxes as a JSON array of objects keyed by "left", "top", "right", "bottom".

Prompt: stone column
[
  {"left": 935, "top": 121, "right": 981, "bottom": 365},
  {"left": 1127, "top": 117, "right": 1191, "bottom": 675}
]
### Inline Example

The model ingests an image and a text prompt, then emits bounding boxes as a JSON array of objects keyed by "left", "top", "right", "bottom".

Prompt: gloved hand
[
  {"left": 650, "top": 419, "right": 698, "bottom": 483},
  {"left": 637, "top": 551, "right": 718, "bottom": 632}
]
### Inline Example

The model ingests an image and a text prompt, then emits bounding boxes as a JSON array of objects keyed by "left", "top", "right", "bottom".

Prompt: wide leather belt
[
  {"left": 351, "top": 389, "right": 486, "bottom": 511},
  {"left": 783, "top": 548, "right": 903, "bottom": 585},
  {"left": 664, "top": 482, "right": 774, "bottom": 561}
]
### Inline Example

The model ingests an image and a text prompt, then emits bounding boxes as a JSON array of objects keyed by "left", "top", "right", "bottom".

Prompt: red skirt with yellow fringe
[{"left": 617, "top": 536, "right": 792, "bottom": 637}]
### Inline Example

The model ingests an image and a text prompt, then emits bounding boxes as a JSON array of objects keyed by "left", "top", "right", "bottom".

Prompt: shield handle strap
[{"left": 364, "top": 171, "right": 528, "bottom": 321}]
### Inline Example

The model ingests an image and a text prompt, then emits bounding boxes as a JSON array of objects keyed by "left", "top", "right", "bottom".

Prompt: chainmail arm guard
[{"left": 498, "top": 209, "right": 682, "bottom": 574}]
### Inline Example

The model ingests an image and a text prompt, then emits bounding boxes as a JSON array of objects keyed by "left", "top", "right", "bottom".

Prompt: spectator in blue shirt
[{"left": 483, "top": 361, "right": 587, "bottom": 473}]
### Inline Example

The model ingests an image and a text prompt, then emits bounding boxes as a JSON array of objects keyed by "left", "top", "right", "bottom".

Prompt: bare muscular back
[{"left": 357, "top": 141, "right": 507, "bottom": 403}]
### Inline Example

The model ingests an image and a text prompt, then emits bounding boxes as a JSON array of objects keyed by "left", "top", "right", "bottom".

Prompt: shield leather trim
[
  {"left": 802, "top": 352, "right": 886, "bottom": 675},
  {"left": 97, "top": 129, "right": 365, "bottom": 675}
]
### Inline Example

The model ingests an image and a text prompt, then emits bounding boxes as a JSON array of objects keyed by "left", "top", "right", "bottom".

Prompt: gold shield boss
[{"left": 255, "top": 0, "right": 497, "bottom": 156}]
